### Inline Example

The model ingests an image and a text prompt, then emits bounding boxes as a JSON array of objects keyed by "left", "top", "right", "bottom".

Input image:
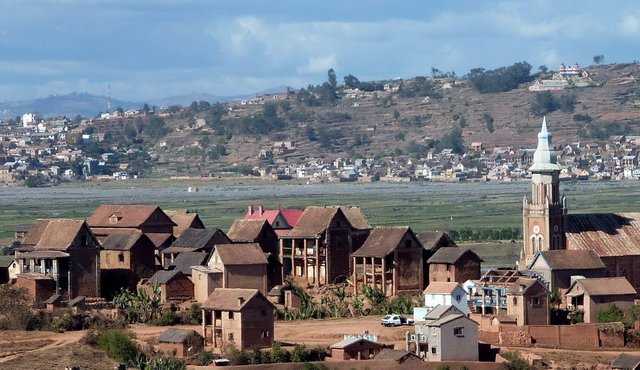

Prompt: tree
[
  {"left": 538, "top": 65, "right": 548, "bottom": 74},
  {"left": 393, "top": 110, "right": 401, "bottom": 121},
  {"left": 466, "top": 62, "right": 533, "bottom": 93},
  {"left": 327, "top": 68, "right": 337, "bottom": 90},
  {"left": 531, "top": 91, "right": 560, "bottom": 116},
  {"left": 344, "top": 74, "right": 360, "bottom": 89},
  {"left": 141, "top": 103, "right": 151, "bottom": 115},
  {"left": 593, "top": 54, "right": 605, "bottom": 65},
  {"left": 124, "top": 122, "right": 137, "bottom": 140},
  {"left": 145, "top": 117, "right": 169, "bottom": 139},
  {"left": 436, "top": 126, "right": 465, "bottom": 154},
  {"left": 483, "top": 113, "right": 495, "bottom": 133}
]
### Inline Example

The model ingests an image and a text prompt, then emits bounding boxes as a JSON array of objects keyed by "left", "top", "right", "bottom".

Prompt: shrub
[
  {"left": 502, "top": 351, "right": 532, "bottom": 370},
  {"left": 153, "top": 310, "right": 179, "bottom": 326},
  {"left": 598, "top": 304, "right": 625, "bottom": 323},
  {"left": 0, "top": 285, "right": 36, "bottom": 330},
  {"left": 96, "top": 329, "right": 140, "bottom": 365},
  {"left": 268, "top": 342, "right": 291, "bottom": 363},
  {"left": 51, "top": 312, "right": 76, "bottom": 333},
  {"left": 187, "top": 303, "right": 202, "bottom": 324},
  {"left": 194, "top": 351, "right": 215, "bottom": 366},
  {"left": 225, "top": 345, "right": 251, "bottom": 365},
  {"left": 145, "top": 356, "right": 187, "bottom": 370}
]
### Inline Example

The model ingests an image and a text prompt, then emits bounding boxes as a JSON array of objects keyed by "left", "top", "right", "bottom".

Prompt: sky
[{"left": 0, "top": 0, "right": 639, "bottom": 102}]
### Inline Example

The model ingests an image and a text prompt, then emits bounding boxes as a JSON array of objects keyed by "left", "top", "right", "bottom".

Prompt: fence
[{"left": 484, "top": 322, "right": 625, "bottom": 350}]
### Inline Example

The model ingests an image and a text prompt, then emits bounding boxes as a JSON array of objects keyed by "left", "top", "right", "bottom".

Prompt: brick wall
[{"left": 492, "top": 323, "right": 623, "bottom": 350}]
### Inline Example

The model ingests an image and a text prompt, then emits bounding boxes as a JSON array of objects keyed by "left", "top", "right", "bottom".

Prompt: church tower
[{"left": 520, "top": 117, "right": 567, "bottom": 268}]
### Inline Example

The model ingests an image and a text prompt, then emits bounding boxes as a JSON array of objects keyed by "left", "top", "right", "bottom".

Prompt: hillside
[{"left": 86, "top": 63, "right": 640, "bottom": 176}]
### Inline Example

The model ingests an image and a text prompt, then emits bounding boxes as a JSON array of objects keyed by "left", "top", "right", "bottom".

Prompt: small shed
[
  {"left": 144, "top": 270, "right": 194, "bottom": 303},
  {"left": 157, "top": 328, "right": 204, "bottom": 358},
  {"left": 330, "top": 336, "right": 390, "bottom": 360}
]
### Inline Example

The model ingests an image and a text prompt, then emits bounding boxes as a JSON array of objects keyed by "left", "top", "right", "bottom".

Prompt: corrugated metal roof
[{"left": 566, "top": 213, "right": 640, "bottom": 257}]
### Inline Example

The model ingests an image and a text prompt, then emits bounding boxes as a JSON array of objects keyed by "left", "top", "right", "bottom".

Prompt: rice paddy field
[{"left": 0, "top": 178, "right": 639, "bottom": 267}]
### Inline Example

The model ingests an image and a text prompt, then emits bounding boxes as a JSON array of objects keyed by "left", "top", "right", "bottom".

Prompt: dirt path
[
  {"left": 0, "top": 330, "right": 85, "bottom": 363},
  {"left": 275, "top": 315, "right": 409, "bottom": 348}
]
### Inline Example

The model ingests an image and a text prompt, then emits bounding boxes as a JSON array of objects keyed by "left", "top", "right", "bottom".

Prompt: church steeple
[
  {"left": 530, "top": 117, "right": 560, "bottom": 172},
  {"left": 520, "top": 117, "right": 566, "bottom": 269}
]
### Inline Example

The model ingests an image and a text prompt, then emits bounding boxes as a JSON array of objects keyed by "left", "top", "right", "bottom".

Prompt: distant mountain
[
  {"left": 0, "top": 86, "right": 291, "bottom": 119},
  {"left": 149, "top": 86, "right": 290, "bottom": 107},
  {"left": 0, "top": 92, "right": 140, "bottom": 118}
]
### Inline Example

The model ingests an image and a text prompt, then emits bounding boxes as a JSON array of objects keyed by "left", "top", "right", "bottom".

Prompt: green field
[{"left": 1, "top": 179, "right": 639, "bottom": 241}]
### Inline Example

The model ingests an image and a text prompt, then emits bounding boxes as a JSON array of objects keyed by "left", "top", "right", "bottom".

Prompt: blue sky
[{"left": 0, "top": 0, "right": 639, "bottom": 101}]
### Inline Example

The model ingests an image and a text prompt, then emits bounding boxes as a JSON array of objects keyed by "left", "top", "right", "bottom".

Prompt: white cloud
[
  {"left": 620, "top": 13, "right": 640, "bottom": 35},
  {"left": 297, "top": 55, "right": 337, "bottom": 74}
]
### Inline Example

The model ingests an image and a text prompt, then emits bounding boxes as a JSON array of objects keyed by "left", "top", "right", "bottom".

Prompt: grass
[{"left": 1, "top": 179, "right": 640, "bottom": 244}]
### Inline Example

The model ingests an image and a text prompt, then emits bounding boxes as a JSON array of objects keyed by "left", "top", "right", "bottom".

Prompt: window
[
  {"left": 404, "top": 240, "right": 411, "bottom": 248},
  {"left": 228, "top": 311, "right": 234, "bottom": 320},
  {"left": 228, "top": 333, "right": 234, "bottom": 341},
  {"left": 261, "top": 310, "right": 267, "bottom": 316},
  {"left": 118, "top": 253, "right": 125, "bottom": 263},
  {"left": 261, "top": 330, "right": 270, "bottom": 338},
  {"left": 531, "top": 297, "right": 541, "bottom": 306},
  {"left": 454, "top": 327, "right": 464, "bottom": 337},
  {"left": 431, "top": 347, "right": 437, "bottom": 354},
  {"left": 455, "top": 295, "right": 461, "bottom": 302}
]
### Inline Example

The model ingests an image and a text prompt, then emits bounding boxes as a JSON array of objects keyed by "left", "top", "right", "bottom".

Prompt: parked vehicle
[{"left": 381, "top": 314, "right": 413, "bottom": 327}]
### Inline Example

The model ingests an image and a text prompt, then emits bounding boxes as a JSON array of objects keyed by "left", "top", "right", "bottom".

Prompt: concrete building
[
  {"left": 407, "top": 305, "right": 479, "bottom": 361},
  {"left": 201, "top": 288, "right": 275, "bottom": 350}
]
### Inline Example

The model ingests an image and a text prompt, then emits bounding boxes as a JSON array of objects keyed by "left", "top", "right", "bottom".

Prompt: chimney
[
  {"left": 238, "top": 297, "right": 245, "bottom": 307},
  {"left": 257, "top": 205, "right": 263, "bottom": 215},
  {"left": 248, "top": 205, "right": 254, "bottom": 215}
]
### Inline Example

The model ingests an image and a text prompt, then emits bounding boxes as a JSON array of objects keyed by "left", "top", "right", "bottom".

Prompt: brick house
[
  {"left": 227, "top": 219, "right": 281, "bottom": 288},
  {"left": 243, "top": 205, "right": 303, "bottom": 237},
  {"left": 157, "top": 328, "right": 204, "bottom": 358},
  {"left": 201, "top": 288, "right": 275, "bottom": 350},
  {"left": 467, "top": 272, "right": 549, "bottom": 326},
  {"left": 165, "top": 209, "right": 205, "bottom": 237},
  {"left": 352, "top": 227, "right": 424, "bottom": 296},
  {"left": 417, "top": 231, "right": 458, "bottom": 286},
  {"left": 567, "top": 277, "right": 637, "bottom": 323},
  {"left": 14, "top": 219, "right": 100, "bottom": 301},
  {"left": 208, "top": 243, "right": 268, "bottom": 294},
  {"left": 87, "top": 205, "right": 176, "bottom": 250},
  {"left": 142, "top": 270, "right": 194, "bottom": 304},
  {"left": 427, "top": 247, "right": 482, "bottom": 284},
  {"left": 278, "top": 206, "right": 356, "bottom": 286},
  {"left": 99, "top": 231, "right": 156, "bottom": 296},
  {"left": 528, "top": 249, "right": 606, "bottom": 295},
  {"left": 330, "top": 335, "right": 390, "bottom": 360},
  {"left": 161, "top": 228, "right": 230, "bottom": 268}
]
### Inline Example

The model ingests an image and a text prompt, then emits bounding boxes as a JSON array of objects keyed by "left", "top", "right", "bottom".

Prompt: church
[{"left": 521, "top": 117, "right": 640, "bottom": 294}]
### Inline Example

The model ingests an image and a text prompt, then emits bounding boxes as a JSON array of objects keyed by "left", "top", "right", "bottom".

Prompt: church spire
[{"left": 530, "top": 116, "right": 560, "bottom": 172}]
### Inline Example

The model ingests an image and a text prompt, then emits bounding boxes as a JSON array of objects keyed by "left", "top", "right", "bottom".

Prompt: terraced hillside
[{"left": 90, "top": 63, "right": 640, "bottom": 176}]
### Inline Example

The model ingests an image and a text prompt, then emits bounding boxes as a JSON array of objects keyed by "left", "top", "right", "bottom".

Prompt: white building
[
  {"left": 414, "top": 282, "right": 469, "bottom": 322},
  {"left": 22, "top": 113, "right": 38, "bottom": 127}
]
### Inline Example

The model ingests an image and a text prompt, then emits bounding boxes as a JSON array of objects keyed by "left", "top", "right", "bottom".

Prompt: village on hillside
[
  {"left": 3, "top": 120, "right": 640, "bottom": 369},
  {"left": 2, "top": 63, "right": 640, "bottom": 186}
]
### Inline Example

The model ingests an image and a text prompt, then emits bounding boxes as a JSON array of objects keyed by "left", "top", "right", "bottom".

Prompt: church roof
[{"left": 565, "top": 213, "right": 640, "bottom": 257}]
